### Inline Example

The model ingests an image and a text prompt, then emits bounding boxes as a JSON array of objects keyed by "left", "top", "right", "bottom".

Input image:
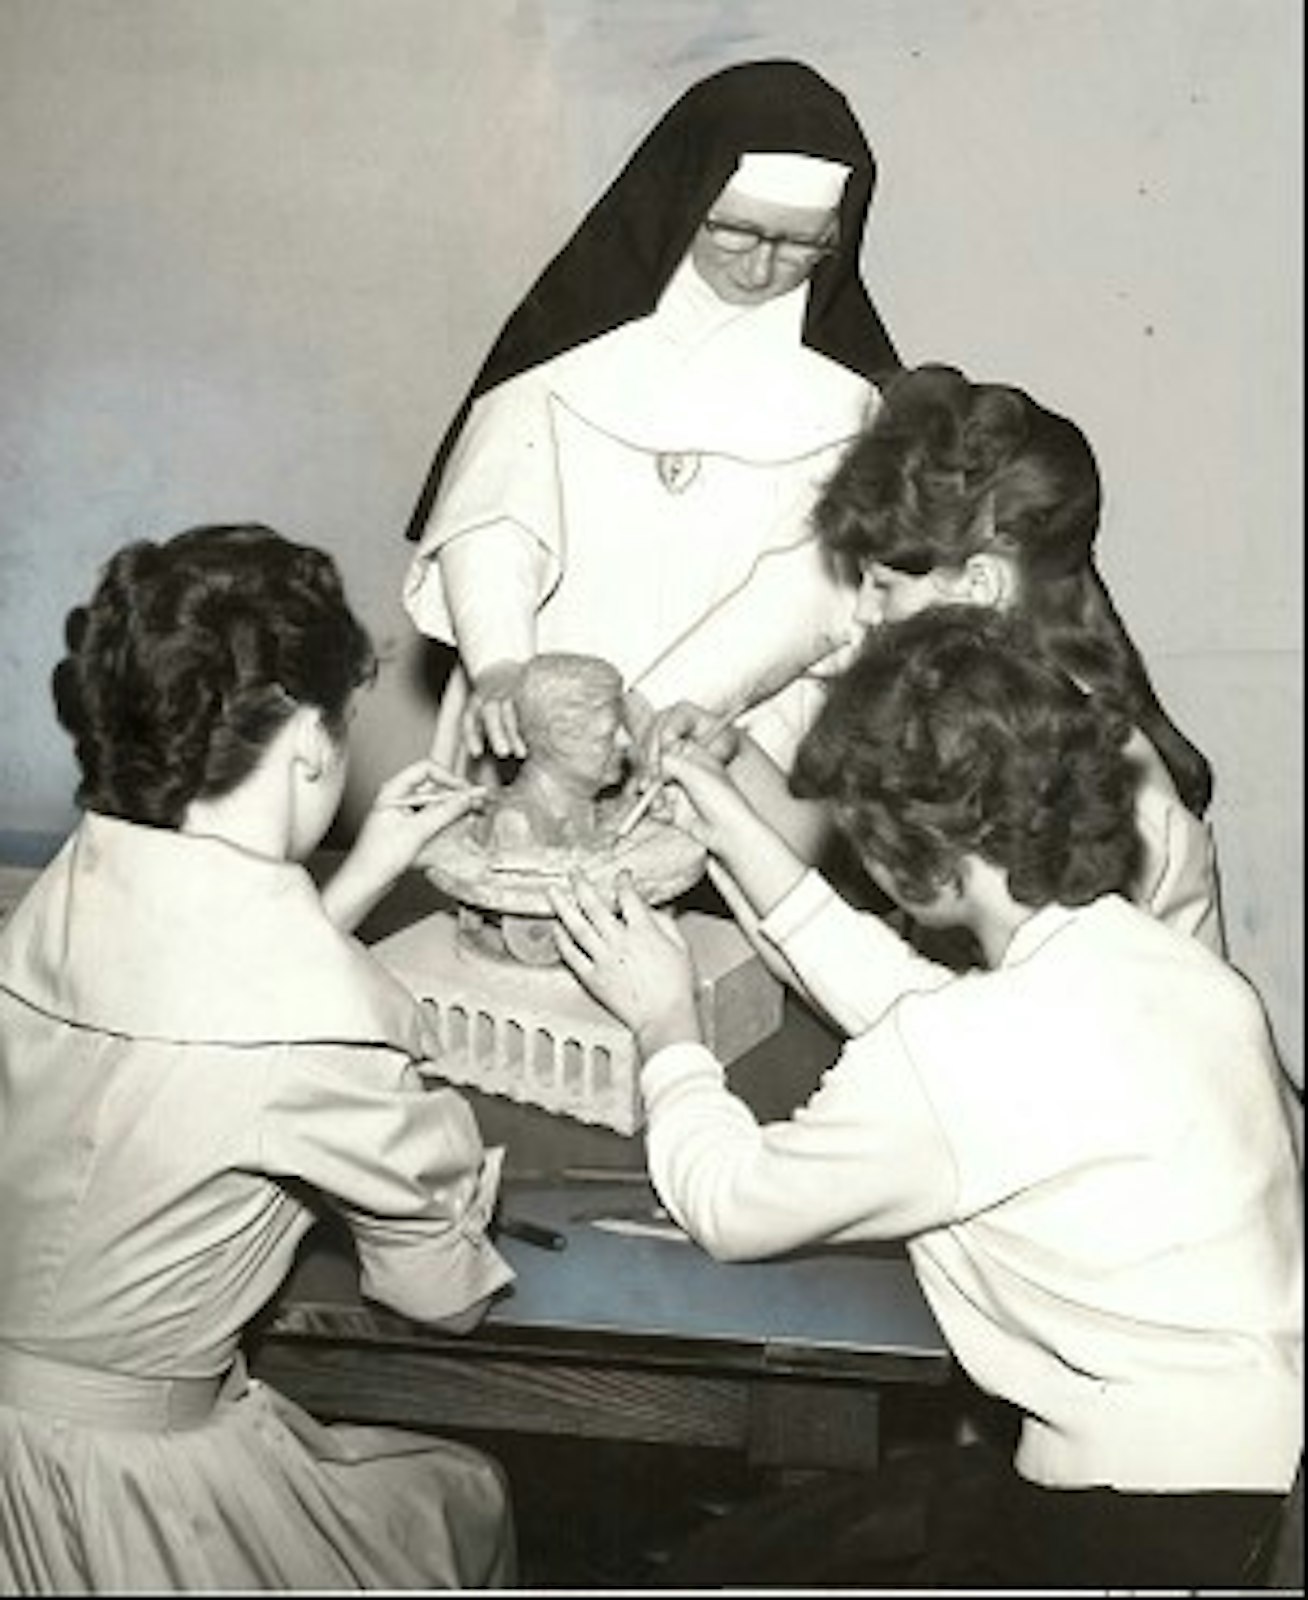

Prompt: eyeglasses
[{"left": 701, "top": 217, "right": 839, "bottom": 267}]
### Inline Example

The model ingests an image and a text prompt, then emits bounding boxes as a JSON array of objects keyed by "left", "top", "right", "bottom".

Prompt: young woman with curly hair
[
  {"left": 813, "top": 361, "right": 1222, "bottom": 950},
  {"left": 547, "top": 606, "right": 1301, "bottom": 1589},
  {"left": 0, "top": 524, "right": 516, "bottom": 1591},
  {"left": 641, "top": 362, "right": 1225, "bottom": 961}
]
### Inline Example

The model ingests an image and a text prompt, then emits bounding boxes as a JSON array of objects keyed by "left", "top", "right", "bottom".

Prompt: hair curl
[
  {"left": 813, "top": 363, "right": 1212, "bottom": 815},
  {"left": 792, "top": 606, "right": 1141, "bottom": 911},
  {"left": 52, "top": 523, "right": 375, "bottom": 827}
]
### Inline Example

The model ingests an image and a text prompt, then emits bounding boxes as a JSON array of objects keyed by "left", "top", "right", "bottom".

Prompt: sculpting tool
[
  {"left": 497, "top": 1215, "right": 567, "bottom": 1251},
  {"left": 588, "top": 1215, "right": 688, "bottom": 1243},
  {"left": 612, "top": 774, "right": 667, "bottom": 839},
  {"left": 382, "top": 772, "right": 484, "bottom": 811},
  {"left": 612, "top": 708, "right": 737, "bottom": 839},
  {"left": 569, "top": 1201, "right": 669, "bottom": 1224},
  {"left": 561, "top": 1166, "right": 651, "bottom": 1184}
]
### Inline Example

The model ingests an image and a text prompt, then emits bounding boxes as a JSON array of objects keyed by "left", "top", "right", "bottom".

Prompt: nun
[{"left": 402, "top": 60, "right": 901, "bottom": 774}]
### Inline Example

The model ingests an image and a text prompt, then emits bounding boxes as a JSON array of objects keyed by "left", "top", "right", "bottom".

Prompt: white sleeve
[
  {"left": 640, "top": 1027, "right": 957, "bottom": 1262},
  {"left": 1132, "top": 779, "right": 1227, "bottom": 957},
  {"left": 401, "top": 373, "right": 563, "bottom": 653},
  {"left": 431, "top": 524, "right": 548, "bottom": 676},
  {"left": 260, "top": 1048, "right": 515, "bottom": 1326},
  {"left": 758, "top": 871, "right": 955, "bottom": 1036},
  {"left": 632, "top": 536, "right": 856, "bottom": 717}
]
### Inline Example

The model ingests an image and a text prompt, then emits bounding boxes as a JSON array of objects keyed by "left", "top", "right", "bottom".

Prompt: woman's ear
[
  {"left": 290, "top": 705, "right": 333, "bottom": 782},
  {"left": 962, "top": 552, "right": 1016, "bottom": 610}
]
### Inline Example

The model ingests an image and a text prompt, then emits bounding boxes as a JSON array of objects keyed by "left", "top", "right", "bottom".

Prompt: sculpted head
[{"left": 516, "top": 653, "right": 627, "bottom": 795}]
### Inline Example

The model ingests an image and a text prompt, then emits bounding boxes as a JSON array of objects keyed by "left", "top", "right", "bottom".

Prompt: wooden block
[{"left": 681, "top": 911, "right": 786, "bottom": 1061}]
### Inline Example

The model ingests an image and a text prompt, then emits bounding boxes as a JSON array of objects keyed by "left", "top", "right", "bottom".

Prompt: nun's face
[{"left": 690, "top": 192, "right": 839, "bottom": 306}]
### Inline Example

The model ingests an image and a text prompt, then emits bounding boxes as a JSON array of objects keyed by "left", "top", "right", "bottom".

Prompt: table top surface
[{"left": 267, "top": 1176, "right": 949, "bottom": 1385}]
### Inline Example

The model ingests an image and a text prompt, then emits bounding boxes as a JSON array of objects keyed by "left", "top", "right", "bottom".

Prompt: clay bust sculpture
[
  {"left": 422, "top": 648, "right": 705, "bottom": 966},
  {"left": 476, "top": 653, "right": 628, "bottom": 856}
]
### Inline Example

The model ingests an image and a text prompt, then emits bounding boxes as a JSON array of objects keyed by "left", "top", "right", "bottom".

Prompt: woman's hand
[
  {"left": 546, "top": 872, "right": 702, "bottom": 1056},
  {"left": 637, "top": 700, "right": 742, "bottom": 783},
  {"left": 357, "top": 758, "right": 487, "bottom": 871},
  {"left": 322, "top": 759, "right": 486, "bottom": 933},
  {"left": 660, "top": 744, "right": 810, "bottom": 921},
  {"left": 655, "top": 744, "right": 759, "bottom": 855},
  {"left": 618, "top": 698, "right": 742, "bottom": 831},
  {"left": 464, "top": 659, "right": 527, "bottom": 761}
]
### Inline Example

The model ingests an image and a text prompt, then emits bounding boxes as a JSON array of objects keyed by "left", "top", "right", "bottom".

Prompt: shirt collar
[
  {"left": 0, "top": 813, "right": 427, "bottom": 1052},
  {"left": 1000, "top": 900, "right": 1086, "bottom": 967}
]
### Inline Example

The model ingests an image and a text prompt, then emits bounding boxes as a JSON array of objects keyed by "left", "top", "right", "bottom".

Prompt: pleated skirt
[{"left": 0, "top": 1370, "right": 514, "bottom": 1592}]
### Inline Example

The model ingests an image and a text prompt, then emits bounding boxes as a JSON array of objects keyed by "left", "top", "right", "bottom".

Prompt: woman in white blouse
[{"left": 0, "top": 523, "right": 514, "bottom": 1591}]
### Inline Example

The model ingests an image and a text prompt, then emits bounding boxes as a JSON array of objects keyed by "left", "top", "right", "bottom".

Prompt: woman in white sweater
[
  {"left": 813, "top": 361, "right": 1224, "bottom": 952},
  {"left": 547, "top": 606, "right": 1301, "bottom": 1588}
]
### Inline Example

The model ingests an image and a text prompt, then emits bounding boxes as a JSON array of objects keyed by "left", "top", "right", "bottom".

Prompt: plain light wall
[{"left": 0, "top": 0, "right": 1301, "bottom": 1079}]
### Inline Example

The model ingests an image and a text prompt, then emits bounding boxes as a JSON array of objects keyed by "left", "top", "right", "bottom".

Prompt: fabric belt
[{"left": 0, "top": 1343, "right": 236, "bottom": 1433}]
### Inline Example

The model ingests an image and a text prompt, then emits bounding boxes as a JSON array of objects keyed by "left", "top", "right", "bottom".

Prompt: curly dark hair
[
  {"left": 52, "top": 523, "right": 375, "bottom": 828},
  {"left": 812, "top": 363, "right": 1213, "bottom": 816},
  {"left": 791, "top": 606, "right": 1142, "bottom": 911}
]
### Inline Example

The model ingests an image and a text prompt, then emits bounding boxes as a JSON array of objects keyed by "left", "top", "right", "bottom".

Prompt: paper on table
[{"left": 587, "top": 1214, "right": 689, "bottom": 1243}]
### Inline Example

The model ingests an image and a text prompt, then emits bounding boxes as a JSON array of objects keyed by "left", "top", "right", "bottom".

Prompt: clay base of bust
[
  {"left": 371, "top": 906, "right": 784, "bottom": 1135},
  {"left": 419, "top": 810, "right": 706, "bottom": 920}
]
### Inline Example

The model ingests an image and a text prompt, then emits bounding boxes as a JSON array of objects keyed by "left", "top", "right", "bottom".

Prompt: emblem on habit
[{"left": 655, "top": 451, "right": 701, "bottom": 493}]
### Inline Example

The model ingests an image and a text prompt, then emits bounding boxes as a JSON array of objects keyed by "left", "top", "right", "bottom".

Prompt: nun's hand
[{"left": 465, "top": 659, "right": 527, "bottom": 761}]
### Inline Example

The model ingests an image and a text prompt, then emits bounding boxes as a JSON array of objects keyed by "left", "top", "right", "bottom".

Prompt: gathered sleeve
[
  {"left": 401, "top": 373, "right": 563, "bottom": 653},
  {"left": 431, "top": 524, "right": 549, "bottom": 677},
  {"left": 257, "top": 1043, "right": 515, "bottom": 1327}
]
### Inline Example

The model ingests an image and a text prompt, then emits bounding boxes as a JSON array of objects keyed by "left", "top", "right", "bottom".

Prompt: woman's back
[{"left": 0, "top": 527, "right": 516, "bottom": 1591}]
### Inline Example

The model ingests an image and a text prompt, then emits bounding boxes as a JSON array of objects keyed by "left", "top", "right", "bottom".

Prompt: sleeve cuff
[
  {"left": 757, "top": 867, "right": 840, "bottom": 949},
  {"left": 640, "top": 1040, "right": 725, "bottom": 1102},
  {"left": 356, "top": 1145, "right": 516, "bottom": 1324}
]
